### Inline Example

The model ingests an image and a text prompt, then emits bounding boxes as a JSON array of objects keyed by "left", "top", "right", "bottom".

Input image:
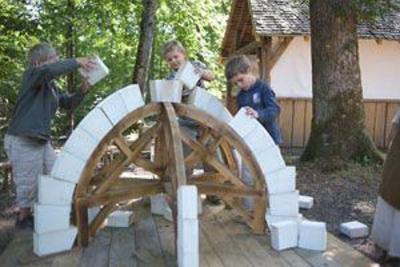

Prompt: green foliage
[{"left": 0, "top": 0, "right": 231, "bottom": 140}]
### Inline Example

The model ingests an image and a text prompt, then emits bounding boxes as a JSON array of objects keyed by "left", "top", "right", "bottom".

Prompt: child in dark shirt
[{"left": 225, "top": 55, "right": 282, "bottom": 145}]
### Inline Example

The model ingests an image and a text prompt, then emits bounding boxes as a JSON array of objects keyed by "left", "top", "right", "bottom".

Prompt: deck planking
[{"left": 0, "top": 207, "right": 378, "bottom": 267}]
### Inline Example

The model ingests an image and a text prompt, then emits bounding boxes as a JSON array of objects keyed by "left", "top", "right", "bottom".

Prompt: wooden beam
[
  {"left": 269, "top": 37, "right": 294, "bottom": 69},
  {"left": 94, "top": 122, "right": 162, "bottom": 195},
  {"left": 188, "top": 181, "right": 263, "bottom": 198},
  {"left": 163, "top": 103, "right": 187, "bottom": 190},
  {"left": 232, "top": 41, "right": 259, "bottom": 56},
  {"left": 81, "top": 182, "right": 164, "bottom": 207},
  {"left": 259, "top": 36, "right": 273, "bottom": 81},
  {"left": 188, "top": 173, "right": 226, "bottom": 183},
  {"left": 180, "top": 129, "right": 246, "bottom": 188}
]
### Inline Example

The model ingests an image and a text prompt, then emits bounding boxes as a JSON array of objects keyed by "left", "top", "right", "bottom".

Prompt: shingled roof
[
  {"left": 222, "top": 0, "right": 400, "bottom": 56},
  {"left": 251, "top": 0, "right": 400, "bottom": 39}
]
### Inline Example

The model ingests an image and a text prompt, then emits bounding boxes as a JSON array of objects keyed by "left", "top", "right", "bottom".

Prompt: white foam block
[
  {"left": 150, "top": 80, "right": 183, "bottom": 103},
  {"left": 187, "top": 87, "right": 212, "bottom": 109},
  {"left": 175, "top": 61, "right": 201, "bottom": 90},
  {"left": 107, "top": 210, "right": 134, "bottom": 227},
  {"left": 299, "top": 221, "right": 327, "bottom": 251},
  {"left": 79, "top": 55, "right": 109, "bottom": 85},
  {"left": 77, "top": 108, "right": 113, "bottom": 141},
  {"left": 38, "top": 175, "right": 75, "bottom": 205},
  {"left": 255, "top": 145, "right": 286, "bottom": 175},
  {"left": 299, "top": 195, "right": 314, "bottom": 209},
  {"left": 243, "top": 124, "right": 275, "bottom": 154},
  {"left": 118, "top": 84, "right": 145, "bottom": 112},
  {"left": 63, "top": 127, "right": 98, "bottom": 161},
  {"left": 188, "top": 87, "right": 233, "bottom": 123},
  {"left": 265, "top": 166, "right": 296, "bottom": 194},
  {"left": 34, "top": 226, "right": 77, "bottom": 256},
  {"left": 88, "top": 206, "right": 100, "bottom": 224},
  {"left": 151, "top": 194, "right": 169, "bottom": 215},
  {"left": 178, "top": 186, "right": 198, "bottom": 219},
  {"left": 178, "top": 251, "right": 199, "bottom": 267},
  {"left": 340, "top": 221, "right": 369, "bottom": 239},
  {"left": 269, "top": 190, "right": 299, "bottom": 216},
  {"left": 265, "top": 211, "right": 303, "bottom": 229},
  {"left": 271, "top": 220, "right": 298, "bottom": 251},
  {"left": 34, "top": 204, "right": 71, "bottom": 234},
  {"left": 178, "top": 218, "right": 199, "bottom": 253},
  {"left": 51, "top": 151, "right": 85, "bottom": 183},
  {"left": 98, "top": 92, "right": 129, "bottom": 125},
  {"left": 229, "top": 108, "right": 258, "bottom": 138}
]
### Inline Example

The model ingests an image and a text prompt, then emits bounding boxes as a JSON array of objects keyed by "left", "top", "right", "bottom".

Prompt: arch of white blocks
[
  {"left": 34, "top": 84, "right": 145, "bottom": 256},
  {"left": 35, "top": 61, "right": 308, "bottom": 258}
]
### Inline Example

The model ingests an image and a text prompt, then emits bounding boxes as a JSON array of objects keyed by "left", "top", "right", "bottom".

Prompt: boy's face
[
  {"left": 230, "top": 73, "right": 256, "bottom": 91},
  {"left": 164, "top": 49, "right": 186, "bottom": 71}
]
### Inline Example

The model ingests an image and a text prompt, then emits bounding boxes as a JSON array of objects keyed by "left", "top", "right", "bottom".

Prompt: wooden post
[{"left": 259, "top": 36, "right": 273, "bottom": 82}]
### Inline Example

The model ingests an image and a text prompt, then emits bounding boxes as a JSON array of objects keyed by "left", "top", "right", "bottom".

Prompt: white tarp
[{"left": 271, "top": 37, "right": 400, "bottom": 100}]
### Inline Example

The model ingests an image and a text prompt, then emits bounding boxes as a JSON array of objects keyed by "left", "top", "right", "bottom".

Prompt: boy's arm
[
  {"left": 31, "top": 59, "right": 80, "bottom": 87},
  {"left": 255, "top": 85, "right": 280, "bottom": 124},
  {"left": 193, "top": 61, "right": 215, "bottom": 82},
  {"left": 31, "top": 57, "right": 93, "bottom": 88}
]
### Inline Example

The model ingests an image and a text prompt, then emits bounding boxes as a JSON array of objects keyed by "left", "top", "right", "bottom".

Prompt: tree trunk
[
  {"left": 301, "top": 0, "right": 382, "bottom": 165},
  {"left": 132, "top": 0, "right": 158, "bottom": 97},
  {"left": 66, "top": 0, "right": 76, "bottom": 135}
]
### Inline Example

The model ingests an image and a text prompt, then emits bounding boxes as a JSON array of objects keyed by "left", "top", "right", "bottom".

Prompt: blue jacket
[{"left": 236, "top": 79, "right": 283, "bottom": 145}]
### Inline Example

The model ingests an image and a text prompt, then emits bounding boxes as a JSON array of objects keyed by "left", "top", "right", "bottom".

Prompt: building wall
[
  {"left": 271, "top": 37, "right": 400, "bottom": 100},
  {"left": 265, "top": 37, "right": 400, "bottom": 148}
]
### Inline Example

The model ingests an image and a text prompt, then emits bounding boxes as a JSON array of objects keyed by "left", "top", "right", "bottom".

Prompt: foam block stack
[
  {"left": 228, "top": 107, "right": 329, "bottom": 252},
  {"left": 188, "top": 87, "right": 233, "bottom": 123},
  {"left": 150, "top": 80, "right": 183, "bottom": 103},
  {"left": 35, "top": 85, "right": 144, "bottom": 256},
  {"left": 177, "top": 186, "right": 199, "bottom": 267}
]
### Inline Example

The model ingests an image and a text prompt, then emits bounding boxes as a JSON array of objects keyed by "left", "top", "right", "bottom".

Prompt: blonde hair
[
  {"left": 27, "top": 42, "right": 56, "bottom": 65},
  {"left": 225, "top": 55, "right": 252, "bottom": 80},
  {"left": 161, "top": 40, "right": 186, "bottom": 58}
]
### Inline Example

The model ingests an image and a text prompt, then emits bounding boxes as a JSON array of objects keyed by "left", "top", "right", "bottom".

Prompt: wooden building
[{"left": 221, "top": 0, "right": 400, "bottom": 148}]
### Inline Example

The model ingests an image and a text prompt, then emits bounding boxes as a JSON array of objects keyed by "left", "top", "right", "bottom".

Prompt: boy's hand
[
  {"left": 194, "top": 67, "right": 215, "bottom": 81},
  {"left": 76, "top": 57, "right": 97, "bottom": 72},
  {"left": 245, "top": 107, "right": 259, "bottom": 119},
  {"left": 80, "top": 78, "right": 91, "bottom": 94}
]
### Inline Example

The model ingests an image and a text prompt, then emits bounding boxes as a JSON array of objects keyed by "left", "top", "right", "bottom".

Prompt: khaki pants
[{"left": 4, "top": 134, "right": 56, "bottom": 208}]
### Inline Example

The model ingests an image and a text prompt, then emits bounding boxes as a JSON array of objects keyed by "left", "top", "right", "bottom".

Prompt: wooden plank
[
  {"left": 304, "top": 101, "right": 312, "bottom": 145},
  {"left": 293, "top": 234, "right": 378, "bottom": 267},
  {"left": 80, "top": 228, "right": 113, "bottom": 267},
  {"left": 153, "top": 216, "right": 176, "bottom": 267},
  {"left": 108, "top": 227, "right": 137, "bottom": 267},
  {"left": 200, "top": 217, "right": 253, "bottom": 267},
  {"left": 134, "top": 210, "right": 165, "bottom": 267},
  {"left": 374, "top": 103, "right": 386, "bottom": 148},
  {"left": 215, "top": 211, "right": 293, "bottom": 267},
  {"left": 199, "top": 225, "right": 226, "bottom": 267},
  {"left": 363, "top": 102, "right": 376, "bottom": 140},
  {"left": 292, "top": 100, "right": 306, "bottom": 147},
  {"left": 278, "top": 100, "right": 293, "bottom": 148}
]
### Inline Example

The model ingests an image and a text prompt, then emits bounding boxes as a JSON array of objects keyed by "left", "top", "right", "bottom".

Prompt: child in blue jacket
[{"left": 225, "top": 55, "right": 282, "bottom": 145}]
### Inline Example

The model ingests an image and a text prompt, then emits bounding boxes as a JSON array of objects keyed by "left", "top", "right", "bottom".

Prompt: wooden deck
[{"left": 0, "top": 206, "right": 379, "bottom": 267}]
